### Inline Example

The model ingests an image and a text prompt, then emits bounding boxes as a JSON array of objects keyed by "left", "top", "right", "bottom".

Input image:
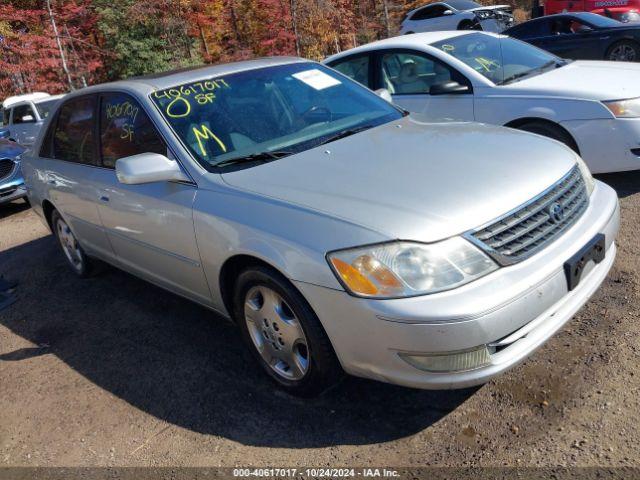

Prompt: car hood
[
  {"left": 503, "top": 60, "right": 640, "bottom": 100},
  {"left": 0, "top": 139, "right": 26, "bottom": 159},
  {"left": 468, "top": 4, "right": 511, "bottom": 11},
  {"left": 220, "top": 116, "right": 576, "bottom": 243}
]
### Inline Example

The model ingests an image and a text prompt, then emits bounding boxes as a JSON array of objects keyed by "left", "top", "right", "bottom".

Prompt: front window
[
  {"left": 35, "top": 99, "right": 60, "bottom": 120},
  {"left": 151, "top": 62, "right": 402, "bottom": 170},
  {"left": 432, "top": 33, "right": 565, "bottom": 85}
]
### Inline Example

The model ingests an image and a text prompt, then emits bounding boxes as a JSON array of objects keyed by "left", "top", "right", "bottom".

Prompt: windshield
[
  {"left": 577, "top": 13, "right": 622, "bottom": 28},
  {"left": 432, "top": 33, "right": 563, "bottom": 85},
  {"left": 151, "top": 62, "right": 402, "bottom": 170}
]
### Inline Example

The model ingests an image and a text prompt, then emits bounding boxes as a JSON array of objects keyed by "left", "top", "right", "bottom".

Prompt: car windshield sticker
[
  {"left": 441, "top": 44, "right": 455, "bottom": 52},
  {"left": 292, "top": 69, "right": 341, "bottom": 90}
]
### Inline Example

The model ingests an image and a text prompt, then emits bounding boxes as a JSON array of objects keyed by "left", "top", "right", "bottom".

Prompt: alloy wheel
[
  {"left": 56, "top": 217, "right": 84, "bottom": 273},
  {"left": 609, "top": 44, "right": 637, "bottom": 62},
  {"left": 244, "top": 285, "right": 310, "bottom": 381}
]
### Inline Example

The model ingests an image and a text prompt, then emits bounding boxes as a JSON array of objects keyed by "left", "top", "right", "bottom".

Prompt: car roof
[
  {"left": 33, "top": 94, "right": 66, "bottom": 104},
  {"left": 325, "top": 31, "right": 490, "bottom": 62},
  {"left": 60, "top": 57, "right": 309, "bottom": 100}
]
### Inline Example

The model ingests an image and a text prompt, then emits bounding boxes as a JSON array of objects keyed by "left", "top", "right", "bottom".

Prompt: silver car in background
[{"left": 22, "top": 58, "right": 619, "bottom": 396}]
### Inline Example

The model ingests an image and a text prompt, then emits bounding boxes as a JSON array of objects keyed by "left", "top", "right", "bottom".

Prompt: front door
[
  {"left": 377, "top": 50, "right": 475, "bottom": 121},
  {"left": 11, "top": 103, "right": 41, "bottom": 146},
  {"left": 91, "top": 91, "right": 211, "bottom": 303}
]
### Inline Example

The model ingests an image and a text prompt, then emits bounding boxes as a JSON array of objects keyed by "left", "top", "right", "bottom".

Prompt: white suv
[{"left": 400, "top": 0, "right": 514, "bottom": 34}]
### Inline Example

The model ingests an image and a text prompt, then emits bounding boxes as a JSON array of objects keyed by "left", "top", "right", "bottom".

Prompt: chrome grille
[
  {"left": 469, "top": 165, "right": 588, "bottom": 265},
  {"left": 0, "top": 159, "right": 14, "bottom": 180}
]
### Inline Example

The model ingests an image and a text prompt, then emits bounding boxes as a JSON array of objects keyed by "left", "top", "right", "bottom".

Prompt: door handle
[{"left": 99, "top": 195, "right": 110, "bottom": 202}]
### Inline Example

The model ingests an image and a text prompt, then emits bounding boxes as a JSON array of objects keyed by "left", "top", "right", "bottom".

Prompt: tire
[
  {"left": 233, "top": 266, "right": 343, "bottom": 397},
  {"left": 606, "top": 40, "right": 640, "bottom": 62},
  {"left": 51, "top": 209, "right": 95, "bottom": 278},
  {"left": 515, "top": 121, "right": 579, "bottom": 154}
]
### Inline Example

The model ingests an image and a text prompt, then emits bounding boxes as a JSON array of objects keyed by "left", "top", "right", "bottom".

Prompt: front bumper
[
  {"left": 295, "top": 180, "right": 619, "bottom": 389},
  {"left": 562, "top": 117, "right": 640, "bottom": 174},
  {"left": 0, "top": 163, "right": 26, "bottom": 205}
]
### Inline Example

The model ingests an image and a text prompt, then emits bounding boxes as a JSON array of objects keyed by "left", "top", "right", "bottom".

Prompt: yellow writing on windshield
[
  {"left": 192, "top": 125, "right": 226, "bottom": 157},
  {"left": 475, "top": 57, "right": 499, "bottom": 72},
  {"left": 153, "top": 78, "right": 231, "bottom": 119}
]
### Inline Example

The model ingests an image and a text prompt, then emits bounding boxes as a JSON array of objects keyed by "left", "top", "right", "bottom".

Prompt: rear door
[
  {"left": 41, "top": 94, "right": 114, "bottom": 258},
  {"left": 91, "top": 91, "right": 211, "bottom": 303},
  {"left": 374, "top": 49, "right": 474, "bottom": 121}
]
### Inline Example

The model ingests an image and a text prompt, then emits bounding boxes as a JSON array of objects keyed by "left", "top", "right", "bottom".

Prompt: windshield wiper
[
  {"left": 316, "top": 125, "right": 374, "bottom": 147},
  {"left": 214, "top": 150, "right": 293, "bottom": 168},
  {"left": 500, "top": 60, "right": 564, "bottom": 85}
]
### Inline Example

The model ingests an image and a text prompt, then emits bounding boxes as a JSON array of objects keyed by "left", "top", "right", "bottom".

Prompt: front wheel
[
  {"left": 233, "top": 266, "right": 343, "bottom": 397},
  {"left": 515, "top": 121, "right": 579, "bottom": 153},
  {"left": 51, "top": 209, "right": 95, "bottom": 278},
  {"left": 606, "top": 40, "right": 640, "bottom": 62}
]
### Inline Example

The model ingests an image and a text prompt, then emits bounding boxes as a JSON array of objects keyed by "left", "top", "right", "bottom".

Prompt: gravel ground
[{"left": 0, "top": 171, "right": 639, "bottom": 469}]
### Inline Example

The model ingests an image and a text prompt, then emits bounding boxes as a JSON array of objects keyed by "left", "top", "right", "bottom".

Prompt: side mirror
[
  {"left": 0, "top": 129, "right": 9, "bottom": 139},
  {"left": 115, "top": 153, "right": 190, "bottom": 185},
  {"left": 429, "top": 81, "right": 470, "bottom": 95},
  {"left": 443, "top": 9, "right": 454, "bottom": 15},
  {"left": 21, "top": 115, "right": 35, "bottom": 123},
  {"left": 374, "top": 88, "right": 393, "bottom": 103}
]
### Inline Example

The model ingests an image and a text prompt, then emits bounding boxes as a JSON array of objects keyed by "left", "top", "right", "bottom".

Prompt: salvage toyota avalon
[{"left": 21, "top": 58, "right": 619, "bottom": 396}]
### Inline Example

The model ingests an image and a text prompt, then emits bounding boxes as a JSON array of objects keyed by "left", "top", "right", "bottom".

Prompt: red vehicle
[{"left": 534, "top": 0, "right": 640, "bottom": 22}]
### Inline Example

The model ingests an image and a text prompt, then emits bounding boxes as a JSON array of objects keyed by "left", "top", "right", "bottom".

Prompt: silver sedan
[{"left": 22, "top": 58, "right": 619, "bottom": 396}]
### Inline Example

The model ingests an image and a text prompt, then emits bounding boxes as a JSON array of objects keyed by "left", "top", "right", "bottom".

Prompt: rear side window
[
  {"left": 329, "top": 55, "right": 371, "bottom": 87},
  {"left": 13, "top": 104, "right": 37, "bottom": 124},
  {"left": 411, "top": 5, "right": 446, "bottom": 20},
  {"left": 99, "top": 92, "right": 166, "bottom": 168},
  {"left": 52, "top": 95, "right": 98, "bottom": 165}
]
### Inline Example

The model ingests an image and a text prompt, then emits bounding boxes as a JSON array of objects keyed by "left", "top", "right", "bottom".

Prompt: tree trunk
[
  {"left": 45, "top": 0, "right": 74, "bottom": 90},
  {"left": 290, "top": 0, "right": 301, "bottom": 56},
  {"left": 382, "top": 0, "right": 391, "bottom": 38}
]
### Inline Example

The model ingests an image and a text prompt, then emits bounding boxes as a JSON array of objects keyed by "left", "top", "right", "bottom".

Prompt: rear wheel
[
  {"left": 606, "top": 40, "right": 640, "bottom": 62},
  {"left": 51, "top": 209, "right": 95, "bottom": 278},
  {"left": 233, "top": 266, "right": 343, "bottom": 397},
  {"left": 515, "top": 121, "right": 579, "bottom": 154}
]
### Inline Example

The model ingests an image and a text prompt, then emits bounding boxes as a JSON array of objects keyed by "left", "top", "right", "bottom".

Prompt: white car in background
[
  {"left": 325, "top": 31, "right": 640, "bottom": 173},
  {"left": 399, "top": 0, "right": 514, "bottom": 34},
  {"left": 1, "top": 94, "right": 65, "bottom": 147}
]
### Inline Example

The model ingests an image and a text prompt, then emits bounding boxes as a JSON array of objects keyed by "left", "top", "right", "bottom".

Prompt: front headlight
[
  {"left": 475, "top": 10, "right": 492, "bottom": 19},
  {"left": 327, "top": 238, "right": 498, "bottom": 298},
  {"left": 576, "top": 156, "right": 595, "bottom": 196},
  {"left": 603, "top": 97, "right": 640, "bottom": 118}
]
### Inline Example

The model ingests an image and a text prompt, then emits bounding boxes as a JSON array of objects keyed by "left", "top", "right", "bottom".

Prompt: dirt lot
[{"left": 1, "top": 171, "right": 639, "bottom": 469}]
